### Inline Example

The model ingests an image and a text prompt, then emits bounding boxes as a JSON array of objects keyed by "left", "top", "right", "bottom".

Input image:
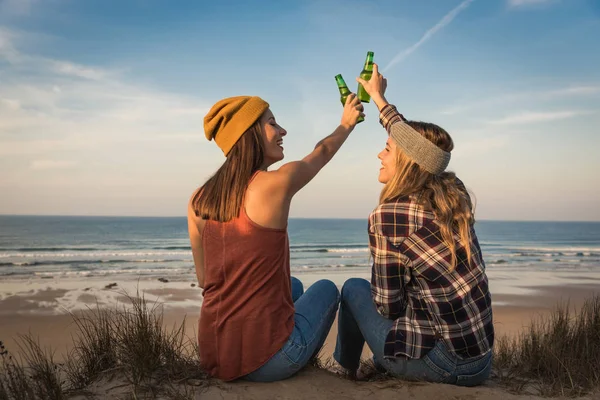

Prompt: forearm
[
  {"left": 313, "top": 124, "right": 354, "bottom": 162},
  {"left": 370, "top": 93, "right": 390, "bottom": 112}
]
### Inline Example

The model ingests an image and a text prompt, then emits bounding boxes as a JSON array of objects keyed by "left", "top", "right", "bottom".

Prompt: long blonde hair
[{"left": 380, "top": 121, "right": 475, "bottom": 270}]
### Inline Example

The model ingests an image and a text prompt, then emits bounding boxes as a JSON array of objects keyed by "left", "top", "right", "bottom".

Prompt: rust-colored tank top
[{"left": 198, "top": 202, "right": 295, "bottom": 381}]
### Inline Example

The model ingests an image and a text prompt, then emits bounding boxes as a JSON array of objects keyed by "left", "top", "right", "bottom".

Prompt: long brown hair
[
  {"left": 380, "top": 121, "right": 475, "bottom": 270},
  {"left": 192, "top": 120, "right": 265, "bottom": 222}
]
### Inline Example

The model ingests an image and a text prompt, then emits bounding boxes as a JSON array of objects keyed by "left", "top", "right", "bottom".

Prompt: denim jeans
[
  {"left": 244, "top": 277, "right": 340, "bottom": 382},
  {"left": 334, "top": 278, "right": 492, "bottom": 387}
]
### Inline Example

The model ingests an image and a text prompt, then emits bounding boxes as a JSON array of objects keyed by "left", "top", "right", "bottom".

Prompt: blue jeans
[
  {"left": 244, "top": 277, "right": 340, "bottom": 382},
  {"left": 334, "top": 278, "right": 492, "bottom": 387}
]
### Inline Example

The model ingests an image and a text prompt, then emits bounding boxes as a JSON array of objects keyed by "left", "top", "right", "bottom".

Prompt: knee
[
  {"left": 341, "top": 278, "right": 370, "bottom": 300},
  {"left": 290, "top": 276, "right": 304, "bottom": 302},
  {"left": 291, "top": 276, "right": 303, "bottom": 291},
  {"left": 314, "top": 279, "right": 340, "bottom": 303}
]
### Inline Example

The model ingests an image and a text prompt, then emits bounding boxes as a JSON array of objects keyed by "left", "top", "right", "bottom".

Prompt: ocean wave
[
  {"left": 152, "top": 246, "right": 191, "bottom": 250},
  {"left": 0, "top": 251, "right": 191, "bottom": 258},
  {"left": 292, "top": 263, "right": 369, "bottom": 269},
  {"left": 0, "top": 245, "right": 195, "bottom": 252},
  {"left": 0, "top": 258, "right": 189, "bottom": 267},
  {"left": 291, "top": 246, "right": 369, "bottom": 253},
  {"left": 0, "top": 246, "right": 100, "bottom": 252},
  {"left": 511, "top": 251, "right": 600, "bottom": 258},
  {"left": 291, "top": 243, "right": 366, "bottom": 249},
  {"left": 499, "top": 245, "right": 600, "bottom": 253},
  {"left": 31, "top": 267, "right": 195, "bottom": 277}
]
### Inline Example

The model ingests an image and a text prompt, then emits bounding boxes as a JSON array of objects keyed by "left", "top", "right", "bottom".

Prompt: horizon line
[{"left": 0, "top": 214, "right": 599, "bottom": 223}]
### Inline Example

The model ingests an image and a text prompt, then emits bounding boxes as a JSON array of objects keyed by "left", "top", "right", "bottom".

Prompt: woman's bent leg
[
  {"left": 334, "top": 278, "right": 393, "bottom": 371},
  {"left": 295, "top": 280, "right": 340, "bottom": 361},
  {"left": 335, "top": 278, "right": 492, "bottom": 385},
  {"left": 244, "top": 279, "right": 340, "bottom": 382},
  {"left": 291, "top": 276, "right": 304, "bottom": 302},
  {"left": 334, "top": 278, "right": 440, "bottom": 381}
]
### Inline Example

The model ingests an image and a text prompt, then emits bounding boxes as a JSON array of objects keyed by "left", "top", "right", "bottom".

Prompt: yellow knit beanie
[{"left": 204, "top": 96, "right": 270, "bottom": 156}]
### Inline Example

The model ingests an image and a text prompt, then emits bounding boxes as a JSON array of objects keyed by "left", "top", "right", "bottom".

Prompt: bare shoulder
[
  {"left": 245, "top": 171, "right": 290, "bottom": 229},
  {"left": 187, "top": 189, "right": 205, "bottom": 235},
  {"left": 187, "top": 189, "right": 199, "bottom": 218},
  {"left": 248, "top": 169, "right": 286, "bottom": 195}
]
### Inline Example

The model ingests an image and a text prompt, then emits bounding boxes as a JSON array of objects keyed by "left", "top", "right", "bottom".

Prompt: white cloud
[
  {"left": 0, "top": 79, "right": 210, "bottom": 155},
  {"left": 30, "top": 160, "right": 77, "bottom": 170},
  {"left": 453, "top": 135, "right": 510, "bottom": 156},
  {"left": 0, "top": 29, "right": 20, "bottom": 62},
  {"left": 0, "top": 0, "right": 39, "bottom": 16},
  {"left": 488, "top": 110, "right": 591, "bottom": 125},
  {"left": 550, "top": 86, "right": 600, "bottom": 96},
  {"left": 508, "top": 0, "right": 556, "bottom": 8},
  {"left": 383, "top": 0, "right": 476, "bottom": 71},
  {"left": 0, "top": 28, "right": 115, "bottom": 81},
  {"left": 0, "top": 26, "right": 214, "bottom": 188},
  {"left": 0, "top": 98, "right": 21, "bottom": 110},
  {"left": 0, "top": 25, "right": 209, "bottom": 160},
  {"left": 0, "top": 36, "right": 216, "bottom": 214},
  {"left": 440, "top": 85, "right": 600, "bottom": 115},
  {"left": 50, "top": 60, "right": 109, "bottom": 81}
]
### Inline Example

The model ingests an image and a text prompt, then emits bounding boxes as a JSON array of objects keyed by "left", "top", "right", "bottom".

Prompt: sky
[{"left": 0, "top": 0, "right": 599, "bottom": 221}]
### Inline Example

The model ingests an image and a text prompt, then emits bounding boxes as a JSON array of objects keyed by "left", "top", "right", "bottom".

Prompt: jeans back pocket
[
  {"left": 455, "top": 352, "right": 493, "bottom": 387},
  {"left": 422, "top": 341, "right": 454, "bottom": 383}
]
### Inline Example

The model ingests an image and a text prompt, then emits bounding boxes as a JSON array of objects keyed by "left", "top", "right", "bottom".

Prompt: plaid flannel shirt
[{"left": 370, "top": 105, "right": 495, "bottom": 360}]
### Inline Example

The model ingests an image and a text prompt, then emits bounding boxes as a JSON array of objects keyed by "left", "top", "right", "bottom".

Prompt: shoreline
[
  {"left": 1, "top": 277, "right": 598, "bottom": 360},
  {"left": 2, "top": 267, "right": 600, "bottom": 312}
]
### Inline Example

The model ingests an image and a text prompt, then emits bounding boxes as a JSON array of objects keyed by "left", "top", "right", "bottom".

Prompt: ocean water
[{"left": 1, "top": 216, "right": 599, "bottom": 280}]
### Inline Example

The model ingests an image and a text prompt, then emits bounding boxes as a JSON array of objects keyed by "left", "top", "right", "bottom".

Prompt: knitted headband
[{"left": 389, "top": 121, "right": 451, "bottom": 175}]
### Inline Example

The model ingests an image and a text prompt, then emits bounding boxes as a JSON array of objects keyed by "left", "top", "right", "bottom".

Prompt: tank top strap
[{"left": 248, "top": 169, "right": 262, "bottom": 184}]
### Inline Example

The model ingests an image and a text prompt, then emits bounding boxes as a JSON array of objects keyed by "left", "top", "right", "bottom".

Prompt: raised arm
[{"left": 273, "top": 93, "right": 365, "bottom": 198}]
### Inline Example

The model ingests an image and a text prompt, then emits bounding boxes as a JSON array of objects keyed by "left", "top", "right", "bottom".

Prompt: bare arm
[
  {"left": 273, "top": 93, "right": 364, "bottom": 197},
  {"left": 187, "top": 196, "right": 205, "bottom": 288}
]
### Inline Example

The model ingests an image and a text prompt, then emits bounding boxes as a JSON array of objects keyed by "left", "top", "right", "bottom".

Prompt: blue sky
[{"left": 0, "top": 0, "right": 599, "bottom": 220}]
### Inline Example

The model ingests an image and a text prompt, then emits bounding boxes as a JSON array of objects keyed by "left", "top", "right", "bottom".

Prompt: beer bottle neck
[
  {"left": 335, "top": 74, "right": 348, "bottom": 88},
  {"left": 363, "top": 52, "right": 374, "bottom": 71}
]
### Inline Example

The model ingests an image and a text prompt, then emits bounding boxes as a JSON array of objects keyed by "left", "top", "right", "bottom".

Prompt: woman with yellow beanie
[{"left": 187, "top": 93, "right": 364, "bottom": 382}]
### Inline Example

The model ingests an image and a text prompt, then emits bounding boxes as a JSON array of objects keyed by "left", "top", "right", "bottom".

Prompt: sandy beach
[{"left": 1, "top": 270, "right": 599, "bottom": 399}]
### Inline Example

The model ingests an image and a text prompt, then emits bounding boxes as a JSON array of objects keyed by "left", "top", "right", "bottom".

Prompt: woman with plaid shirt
[{"left": 333, "top": 64, "right": 494, "bottom": 386}]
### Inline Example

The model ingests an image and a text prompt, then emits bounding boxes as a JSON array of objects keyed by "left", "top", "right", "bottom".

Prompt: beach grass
[
  {"left": 1, "top": 292, "right": 599, "bottom": 398},
  {"left": 493, "top": 295, "right": 600, "bottom": 397},
  {"left": 0, "top": 336, "right": 64, "bottom": 400},
  {"left": 0, "top": 288, "right": 209, "bottom": 399}
]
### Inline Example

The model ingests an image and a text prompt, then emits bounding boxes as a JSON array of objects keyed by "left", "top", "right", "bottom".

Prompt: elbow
[{"left": 314, "top": 141, "right": 334, "bottom": 163}]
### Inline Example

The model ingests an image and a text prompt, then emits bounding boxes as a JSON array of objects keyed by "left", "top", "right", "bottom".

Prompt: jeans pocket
[
  {"left": 456, "top": 354, "right": 493, "bottom": 387},
  {"left": 422, "top": 355, "right": 452, "bottom": 383},
  {"left": 280, "top": 335, "right": 305, "bottom": 367}
]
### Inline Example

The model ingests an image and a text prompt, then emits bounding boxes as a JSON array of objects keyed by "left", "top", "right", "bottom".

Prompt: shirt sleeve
[
  {"left": 379, "top": 104, "right": 406, "bottom": 133},
  {"left": 369, "top": 214, "right": 409, "bottom": 320}
]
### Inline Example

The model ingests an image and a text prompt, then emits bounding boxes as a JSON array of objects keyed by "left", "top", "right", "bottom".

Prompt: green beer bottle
[
  {"left": 335, "top": 74, "right": 364, "bottom": 123},
  {"left": 357, "top": 51, "right": 374, "bottom": 103}
]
